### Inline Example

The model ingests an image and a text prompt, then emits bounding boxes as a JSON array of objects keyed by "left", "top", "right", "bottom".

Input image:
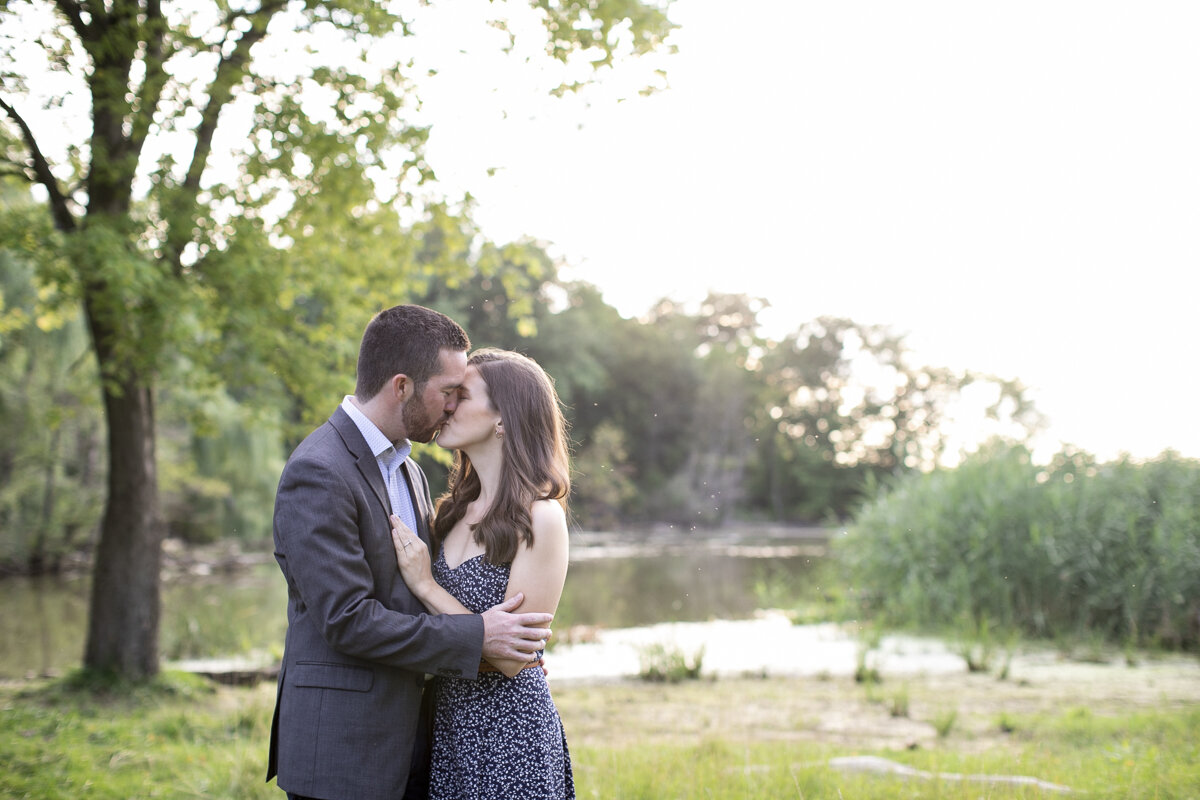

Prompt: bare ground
[{"left": 551, "top": 652, "right": 1200, "bottom": 753}]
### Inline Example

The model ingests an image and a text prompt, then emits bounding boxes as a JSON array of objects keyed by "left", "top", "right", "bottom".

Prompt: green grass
[
  {"left": 0, "top": 671, "right": 277, "bottom": 800},
  {"left": 568, "top": 709, "right": 1200, "bottom": 799},
  {"left": 2, "top": 669, "right": 1198, "bottom": 799}
]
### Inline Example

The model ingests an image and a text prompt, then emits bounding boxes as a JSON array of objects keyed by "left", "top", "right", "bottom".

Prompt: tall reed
[{"left": 839, "top": 442, "right": 1200, "bottom": 649}]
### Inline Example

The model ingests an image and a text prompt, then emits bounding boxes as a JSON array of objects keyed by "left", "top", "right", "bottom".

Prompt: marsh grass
[
  {"left": 4, "top": 668, "right": 1197, "bottom": 799},
  {"left": 636, "top": 641, "right": 706, "bottom": 682},
  {"left": 887, "top": 684, "right": 910, "bottom": 718},
  {"left": 753, "top": 557, "right": 850, "bottom": 625},
  {"left": 840, "top": 445, "right": 1200, "bottom": 652},
  {"left": 932, "top": 707, "right": 957, "bottom": 738}
]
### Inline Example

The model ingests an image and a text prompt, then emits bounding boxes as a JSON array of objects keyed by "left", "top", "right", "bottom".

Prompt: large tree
[{"left": 0, "top": 0, "right": 674, "bottom": 679}]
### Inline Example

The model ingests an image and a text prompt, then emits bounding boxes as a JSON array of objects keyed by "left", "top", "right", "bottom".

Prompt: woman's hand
[{"left": 390, "top": 515, "right": 434, "bottom": 598}]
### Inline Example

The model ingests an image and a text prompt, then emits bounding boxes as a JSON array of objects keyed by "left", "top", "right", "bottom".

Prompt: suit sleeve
[{"left": 274, "top": 448, "right": 483, "bottom": 675}]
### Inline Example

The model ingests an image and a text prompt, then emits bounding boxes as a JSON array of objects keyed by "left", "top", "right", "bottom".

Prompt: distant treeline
[{"left": 3, "top": 217, "right": 1038, "bottom": 573}]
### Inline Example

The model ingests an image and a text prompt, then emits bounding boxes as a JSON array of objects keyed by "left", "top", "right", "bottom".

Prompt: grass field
[{"left": 3, "top": 650, "right": 1199, "bottom": 799}]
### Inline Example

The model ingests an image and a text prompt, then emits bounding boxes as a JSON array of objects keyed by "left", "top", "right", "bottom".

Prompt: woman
[{"left": 390, "top": 347, "right": 574, "bottom": 800}]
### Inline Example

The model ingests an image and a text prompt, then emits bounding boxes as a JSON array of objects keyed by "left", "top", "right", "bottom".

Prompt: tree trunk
[{"left": 83, "top": 372, "right": 162, "bottom": 679}]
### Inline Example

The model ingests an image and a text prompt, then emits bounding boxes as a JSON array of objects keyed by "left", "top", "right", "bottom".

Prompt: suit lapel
[
  {"left": 330, "top": 406, "right": 433, "bottom": 541},
  {"left": 359, "top": 453, "right": 390, "bottom": 515},
  {"left": 330, "top": 407, "right": 390, "bottom": 515}
]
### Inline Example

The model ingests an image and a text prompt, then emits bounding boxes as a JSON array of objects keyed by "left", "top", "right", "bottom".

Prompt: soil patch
[{"left": 552, "top": 650, "right": 1200, "bottom": 753}]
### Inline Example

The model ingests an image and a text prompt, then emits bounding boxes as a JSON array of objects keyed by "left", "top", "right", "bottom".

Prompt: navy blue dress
[{"left": 428, "top": 550, "right": 575, "bottom": 800}]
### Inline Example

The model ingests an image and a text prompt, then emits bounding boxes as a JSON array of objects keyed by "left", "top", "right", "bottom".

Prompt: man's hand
[{"left": 481, "top": 593, "right": 553, "bottom": 662}]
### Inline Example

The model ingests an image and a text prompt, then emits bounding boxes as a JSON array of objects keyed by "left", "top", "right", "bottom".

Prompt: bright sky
[
  {"left": 8, "top": 1, "right": 1196, "bottom": 463},
  {"left": 406, "top": 0, "right": 1200, "bottom": 463}
]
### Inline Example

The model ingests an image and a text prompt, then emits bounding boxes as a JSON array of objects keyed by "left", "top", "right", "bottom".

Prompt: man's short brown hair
[{"left": 355, "top": 305, "right": 470, "bottom": 400}]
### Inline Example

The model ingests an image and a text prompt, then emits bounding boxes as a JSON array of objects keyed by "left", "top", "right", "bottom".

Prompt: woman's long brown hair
[{"left": 432, "top": 349, "right": 570, "bottom": 564}]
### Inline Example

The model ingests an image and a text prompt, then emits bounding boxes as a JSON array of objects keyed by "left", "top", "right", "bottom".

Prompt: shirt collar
[{"left": 341, "top": 396, "right": 412, "bottom": 463}]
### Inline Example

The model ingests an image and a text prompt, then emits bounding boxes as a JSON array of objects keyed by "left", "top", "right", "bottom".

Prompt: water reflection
[
  {"left": 0, "top": 565, "right": 287, "bottom": 680},
  {"left": 562, "top": 548, "right": 825, "bottom": 629},
  {"left": 0, "top": 528, "right": 828, "bottom": 679},
  {"left": 0, "top": 574, "right": 91, "bottom": 678}
]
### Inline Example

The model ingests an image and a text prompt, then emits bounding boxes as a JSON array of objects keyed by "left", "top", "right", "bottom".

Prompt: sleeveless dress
[{"left": 428, "top": 550, "right": 575, "bottom": 800}]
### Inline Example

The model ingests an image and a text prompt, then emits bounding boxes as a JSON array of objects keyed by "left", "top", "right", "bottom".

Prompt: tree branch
[
  {"left": 129, "top": 0, "right": 170, "bottom": 151},
  {"left": 182, "top": 1, "right": 288, "bottom": 194},
  {"left": 163, "top": 0, "right": 287, "bottom": 275},
  {"left": 52, "top": 0, "right": 90, "bottom": 41},
  {"left": 0, "top": 95, "right": 77, "bottom": 232}
]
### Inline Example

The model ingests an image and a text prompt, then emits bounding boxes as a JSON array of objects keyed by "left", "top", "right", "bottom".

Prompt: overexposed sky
[
  {"left": 407, "top": 0, "right": 1200, "bottom": 462},
  {"left": 9, "top": 0, "right": 1197, "bottom": 462}
]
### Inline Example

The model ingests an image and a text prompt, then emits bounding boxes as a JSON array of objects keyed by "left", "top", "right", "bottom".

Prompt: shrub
[
  {"left": 838, "top": 442, "right": 1200, "bottom": 650},
  {"left": 636, "top": 642, "right": 705, "bottom": 682}
]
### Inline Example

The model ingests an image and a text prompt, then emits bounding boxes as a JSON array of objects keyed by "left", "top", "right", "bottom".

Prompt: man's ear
[{"left": 391, "top": 374, "right": 410, "bottom": 402}]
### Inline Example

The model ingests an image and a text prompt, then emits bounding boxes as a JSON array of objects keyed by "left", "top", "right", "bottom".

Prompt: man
[{"left": 267, "top": 305, "right": 552, "bottom": 800}]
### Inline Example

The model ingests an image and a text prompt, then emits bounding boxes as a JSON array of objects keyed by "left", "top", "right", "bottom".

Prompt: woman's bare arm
[
  {"left": 390, "top": 515, "right": 552, "bottom": 665},
  {"left": 487, "top": 499, "right": 569, "bottom": 677}
]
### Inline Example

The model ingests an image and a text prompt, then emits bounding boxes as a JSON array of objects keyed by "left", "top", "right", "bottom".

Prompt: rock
[{"left": 828, "top": 755, "right": 1073, "bottom": 793}]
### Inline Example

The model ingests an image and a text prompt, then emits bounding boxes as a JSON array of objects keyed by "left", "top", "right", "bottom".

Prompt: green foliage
[
  {"left": 0, "top": 212, "right": 104, "bottom": 572},
  {"left": 841, "top": 442, "right": 1200, "bottom": 649},
  {"left": 1, "top": 0, "right": 680, "bottom": 417},
  {"left": 933, "top": 706, "right": 958, "bottom": 738},
  {"left": 0, "top": 0, "right": 683, "bottom": 676},
  {"left": 0, "top": 673, "right": 278, "bottom": 800},
  {"left": 753, "top": 556, "right": 850, "bottom": 624},
  {"left": 1044, "top": 451, "right": 1200, "bottom": 648},
  {"left": 0, "top": 0, "right": 681, "bottom": 572},
  {"left": 535, "top": 292, "right": 1007, "bottom": 528},
  {"left": 571, "top": 421, "right": 638, "bottom": 529},
  {"left": 584, "top": 302, "right": 703, "bottom": 520},
  {"left": 886, "top": 684, "right": 909, "bottom": 718},
  {"left": 853, "top": 648, "right": 881, "bottom": 685},
  {"left": 636, "top": 641, "right": 705, "bottom": 682},
  {"left": 157, "top": 387, "right": 284, "bottom": 544},
  {"left": 743, "top": 316, "right": 1037, "bottom": 521},
  {"left": 534, "top": 0, "right": 678, "bottom": 70},
  {"left": 0, "top": 0, "right": 1052, "bottom": 555}
]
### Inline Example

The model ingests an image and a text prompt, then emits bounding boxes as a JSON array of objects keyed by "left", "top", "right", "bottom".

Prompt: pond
[{"left": 0, "top": 526, "right": 830, "bottom": 680}]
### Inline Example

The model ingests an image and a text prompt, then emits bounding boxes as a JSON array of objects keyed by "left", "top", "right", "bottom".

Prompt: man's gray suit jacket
[{"left": 267, "top": 407, "right": 484, "bottom": 800}]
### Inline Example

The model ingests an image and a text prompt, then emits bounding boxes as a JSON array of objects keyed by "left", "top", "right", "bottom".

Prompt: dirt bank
[
  {"left": 549, "top": 613, "right": 1200, "bottom": 753},
  {"left": 553, "top": 652, "right": 1200, "bottom": 753}
]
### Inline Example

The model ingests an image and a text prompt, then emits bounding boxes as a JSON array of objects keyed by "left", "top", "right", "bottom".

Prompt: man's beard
[{"left": 402, "top": 398, "right": 445, "bottom": 444}]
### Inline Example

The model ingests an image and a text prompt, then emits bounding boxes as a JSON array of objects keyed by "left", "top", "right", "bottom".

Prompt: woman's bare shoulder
[
  {"left": 528, "top": 499, "right": 568, "bottom": 547},
  {"left": 530, "top": 498, "right": 566, "bottom": 526}
]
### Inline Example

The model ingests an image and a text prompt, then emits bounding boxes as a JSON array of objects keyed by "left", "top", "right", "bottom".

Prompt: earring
[{"left": 495, "top": 429, "right": 504, "bottom": 439}]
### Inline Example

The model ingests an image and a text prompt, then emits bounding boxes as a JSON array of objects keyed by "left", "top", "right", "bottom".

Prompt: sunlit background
[
  {"left": 403, "top": 0, "right": 1200, "bottom": 464},
  {"left": 3, "top": 15, "right": 1200, "bottom": 793}
]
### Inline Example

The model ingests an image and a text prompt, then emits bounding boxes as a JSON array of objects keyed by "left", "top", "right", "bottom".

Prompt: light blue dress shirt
[{"left": 340, "top": 396, "right": 419, "bottom": 533}]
